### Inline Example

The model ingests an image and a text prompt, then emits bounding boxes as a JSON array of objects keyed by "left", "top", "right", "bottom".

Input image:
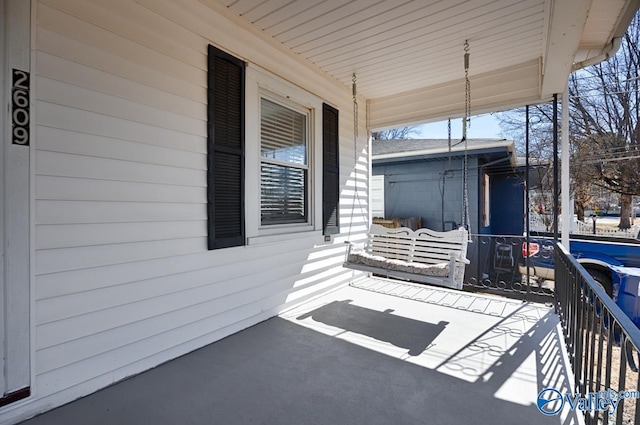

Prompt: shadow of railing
[
  {"left": 296, "top": 299, "right": 448, "bottom": 356},
  {"left": 435, "top": 303, "right": 550, "bottom": 376},
  {"left": 347, "top": 277, "right": 581, "bottom": 423}
]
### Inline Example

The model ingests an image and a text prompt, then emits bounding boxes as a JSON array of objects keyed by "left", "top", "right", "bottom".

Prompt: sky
[{"left": 416, "top": 113, "right": 505, "bottom": 140}]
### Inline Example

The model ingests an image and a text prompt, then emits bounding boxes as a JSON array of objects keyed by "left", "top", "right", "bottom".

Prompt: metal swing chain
[
  {"left": 448, "top": 118, "right": 452, "bottom": 163},
  {"left": 463, "top": 41, "right": 471, "bottom": 140},
  {"left": 463, "top": 40, "right": 472, "bottom": 234},
  {"left": 353, "top": 73, "right": 359, "bottom": 142},
  {"left": 348, "top": 73, "right": 365, "bottom": 241}
]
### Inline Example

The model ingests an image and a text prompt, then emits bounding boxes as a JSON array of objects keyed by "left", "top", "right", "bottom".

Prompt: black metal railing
[
  {"left": 463, "top": 234, "right": 554, "bottom": 298},
  {"left": 555, "top": 243, "right": 640, "bottom": 424}
]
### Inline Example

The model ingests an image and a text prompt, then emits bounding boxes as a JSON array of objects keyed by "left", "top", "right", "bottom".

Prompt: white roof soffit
[{"left": 213, "top": 0, "right": 640, "bottom": 130}]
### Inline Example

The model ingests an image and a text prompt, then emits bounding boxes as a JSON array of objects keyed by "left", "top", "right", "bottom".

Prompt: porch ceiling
[{"left": 211, "top": 0, "right": 640, "bottom": 129}]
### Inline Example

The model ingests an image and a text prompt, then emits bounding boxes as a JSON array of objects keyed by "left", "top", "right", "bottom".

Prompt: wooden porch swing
[{"left": 343, "top": 42, "right": 473, "bottom": 290}]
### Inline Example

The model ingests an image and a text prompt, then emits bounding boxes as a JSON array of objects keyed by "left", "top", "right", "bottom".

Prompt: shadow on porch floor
[{"left": 20, "top": 278, "right": 581, "bottom": 425}]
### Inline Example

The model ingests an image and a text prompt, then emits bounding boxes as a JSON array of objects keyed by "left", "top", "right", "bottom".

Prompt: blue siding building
[
  {"left": 372, "top": 138, "right": 525, "bottom": 236},
  {"left": 372, "top": 138, "right": 531, "bottom": 283}
]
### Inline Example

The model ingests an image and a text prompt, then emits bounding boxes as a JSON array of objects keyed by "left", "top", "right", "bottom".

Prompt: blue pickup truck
[{"left": 520, "top": 234, "right": 640, "bottom": 324}]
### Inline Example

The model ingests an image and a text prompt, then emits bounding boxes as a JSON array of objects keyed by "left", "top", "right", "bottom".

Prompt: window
[
  {"left": 260, "top": 97, "right": 310, "bottom": 225},
  {"left": 207, "top": 54, "right": 342, "bottom": 245},
  {"left": 226, "top": 65, "right": 341, "bottom": 243}
]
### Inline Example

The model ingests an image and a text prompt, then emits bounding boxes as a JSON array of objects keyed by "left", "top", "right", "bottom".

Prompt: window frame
[
  {"left": 259, "top": 95, "right": 311, "bottom": 226},
  {"left": 482, "top": 172, "right": 491, "bottom": 227},
  {"left": 244, "top": 65, "right": 324, "bottom": 243}
]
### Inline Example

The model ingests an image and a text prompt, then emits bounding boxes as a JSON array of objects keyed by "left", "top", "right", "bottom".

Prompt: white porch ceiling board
[
  {"left": 322, "top": 11, "right": 543, "bottom": 76},
  {"left": 322, "top": 3, "right": 542, "bottom": 68},
  {"left": 290, "top": 1, "right": 426, "bottom": 52},
  {"left": 288, "top": 0, "right": 460, "bottom": 52},
  {"left": 263, "top": 0, "right": 348, "bottom": 35},
  {"left": 359, "top": 48, "right": 541, "bottom": 101},
  {"left": 275, "top": 0, "right": 390, "bottom": 43},
  {"left": 580, "top": 0, "right": 626, "bottom": 47},
  {"left": 368, "top": 59, "right": 541, "bottom": 130},
  {"left": 329, "top": 20, "right": 543, "bottom": 87},
  {"left": 574, "top": 0, "right": 640, "bottom": 67},
  {"left": 216, "top": 0, "right": 640, "bottom": 128},
  {"left": 239, "top": 0, "right": 298, "bottom": 23},
  {"left": 351, "top": 38, "right": 540, "bottom": 87},
  {"left": 227, "top": 0, "right": 263, "bottom": 14},
  {"left": 331, "top": 35, "right": 543, "bottom": 101},
  {"left": 220, "top": 0, "right": 547, "bottom": 104},
  {"left": 249, "top": 0, "right": 324, "bottom": 29},
  {"left": 307, "top": 0, "right": 543, "bottom": 67}
]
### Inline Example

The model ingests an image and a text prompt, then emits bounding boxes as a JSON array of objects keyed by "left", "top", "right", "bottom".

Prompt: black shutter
[
  {"left": 322, "top": 103, "right": 340, "bottom": 235},
  {"left": 207, "top": 45, "right": 245, "bottom": 249}
]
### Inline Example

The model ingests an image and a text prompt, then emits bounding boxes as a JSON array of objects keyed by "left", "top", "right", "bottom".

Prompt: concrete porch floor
[{"left": 20, "top": 278, "right": 582, "bottom": 425}]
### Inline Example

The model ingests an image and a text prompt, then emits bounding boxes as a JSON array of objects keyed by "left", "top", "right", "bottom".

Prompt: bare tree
[
  {"left": 496, "top": 102, "right": 601, "bottom": 224},
  {"left": 372, "top": 125, "right": 421, "bottom": 140},
  {"left": 497, "top": 104, "right": 555, "bottom": 157},
  {"left": 569, "top": 13, "right": 640, "bottom": 228},
  {"left": 570, "top": 137, "right": 597, "bottom": 221},
  {"left": 497, "top": 12, "right": 640, "bottom": 229},
  {"left": 496, "top": 105, "right": 582, "bottom": 229}
]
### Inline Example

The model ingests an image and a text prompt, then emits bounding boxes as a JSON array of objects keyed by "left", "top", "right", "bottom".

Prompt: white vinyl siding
[
  {"left": 371, "top": 175, "right": 385, "bottom": 218},
  {"left": 3, "top": 0, "right": 370, "bottom": 422}
]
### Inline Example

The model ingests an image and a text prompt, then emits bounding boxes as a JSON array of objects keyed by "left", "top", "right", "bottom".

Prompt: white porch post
[
  {"left": 561, "top": 84, "right": 571, "bottom": 249},
  {"left": 1, "top": 0, "right": 32, "bottom": 401}
]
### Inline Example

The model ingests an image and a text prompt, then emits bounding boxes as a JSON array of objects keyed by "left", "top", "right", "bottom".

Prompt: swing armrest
[
  {"left": 344, "top": 240, "right": 352, "bottom": 251},
  {"left": 450, "top": 252, "right": 471, "bottom": 264},
  {"left": 344, "top": 240, "right": 360, "bottom": 253},
  {"left": 344, "top": 240, "right": 367, "bottom": 261},
  {"left": 344, "top": 241, "right": 355, "bottom": 263},
  {"left": 344, "top": 240, "right": 365, "bottom": 249}
]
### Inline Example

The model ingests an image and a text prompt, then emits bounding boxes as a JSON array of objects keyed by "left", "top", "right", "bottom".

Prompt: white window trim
[
  {"left": 245, "top": 65, "right": 323, "bottom": 244},
  {"left": 483, "top": 173, "right": 491, "bottom": 227}
]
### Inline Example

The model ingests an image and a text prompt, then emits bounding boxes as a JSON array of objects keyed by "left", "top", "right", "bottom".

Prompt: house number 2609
[{"left": 12, "top": 69, "right": 30, "bottom": 146}]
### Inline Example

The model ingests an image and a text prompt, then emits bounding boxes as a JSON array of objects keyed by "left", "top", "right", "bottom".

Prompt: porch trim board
[
  {"left": 368, "top": 59, "right": 541, "bottom": 131},
  {"left": 1, "top": 0, "right": 33, "bottom": 407}
]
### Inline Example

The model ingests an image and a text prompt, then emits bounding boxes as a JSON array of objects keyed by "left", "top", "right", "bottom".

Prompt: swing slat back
[{"left": 345, "top": 224, "right": 470, "bottom": 290}]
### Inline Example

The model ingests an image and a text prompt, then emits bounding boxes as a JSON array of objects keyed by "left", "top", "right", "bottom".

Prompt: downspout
[
  {"left": 572, "top": 0, "right": 640, "bottom": 72},
  {"left": 572, "top": 37, "right": 622, "bottom": 71},
  {"left": 573, "top": 0, "right": 640, "bottom": 73}
]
